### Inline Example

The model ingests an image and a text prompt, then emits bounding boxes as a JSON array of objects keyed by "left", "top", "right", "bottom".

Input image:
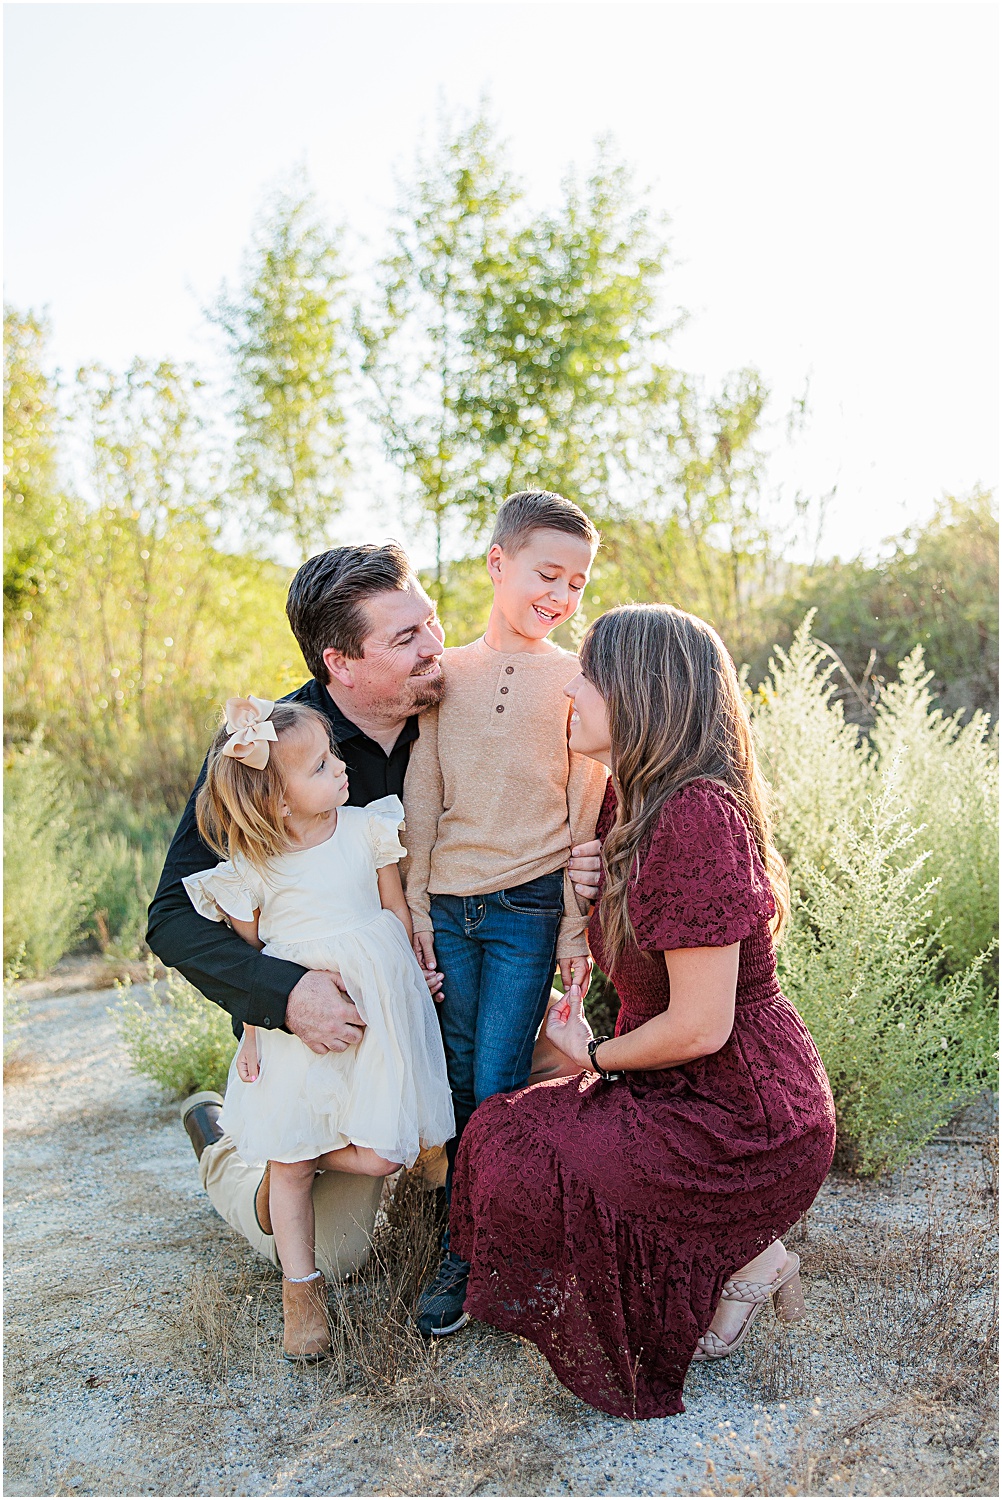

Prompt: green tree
[
  {"left": 6, "top": 358, "right": 304, "bottom": 804},
  {"left": 363, "top": 122, "right": 683, "bottom": 590},
  {"left": 3, "top": 305, "right": 68, "bottom": 630},
  {"left": 215, "top": 180, "right": 352, "bottom": 560},
  {"left": 474, "top": 142, "right": 677, "bottom": 513},
  {"left": 359, "top": 111, "right": 521, "bottom": 594},
  {"left": 780, "top": 491, "right": 999, "bottom": 717},
  {"left": 591, "top": 367, "right": 779, "bottom": 662}
]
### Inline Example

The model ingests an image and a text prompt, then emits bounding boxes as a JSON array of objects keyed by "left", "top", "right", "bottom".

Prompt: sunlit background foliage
[{"left": 4, "top": 114, "right": 997, "bottom": 1173}]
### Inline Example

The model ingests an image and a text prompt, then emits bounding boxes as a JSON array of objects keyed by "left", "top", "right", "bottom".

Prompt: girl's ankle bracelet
[{"left": 285, "top": 1270, "right": 322, "bottom": 1283}]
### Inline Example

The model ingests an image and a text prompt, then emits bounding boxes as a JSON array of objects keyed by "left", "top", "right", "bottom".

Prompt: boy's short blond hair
[{"left": 490, "top": 490, "right": 599, "bottom": 556}]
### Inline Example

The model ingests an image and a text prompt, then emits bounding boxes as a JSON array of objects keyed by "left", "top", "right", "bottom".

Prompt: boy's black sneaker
[{"left": 414, "top": 1250, "right": 471, "bottom": 1337}]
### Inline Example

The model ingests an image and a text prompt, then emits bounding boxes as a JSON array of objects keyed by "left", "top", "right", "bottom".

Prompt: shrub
[
  {"left": 113, "top": 965, "right": 236, "bottom": 1098},
  {"left": 871, "top": 647, "right": 999, "bottom": 974},
  {"left": 84, "top": 793, "right": 174, "bottom": 956},
  {"left": 752, "top": 615, "right": 873, "bottom": 883},
  {"left": 3, "top": 738, "right": 93, "bottom": 973},
  {"left": 88, "top": 831, "right": 166, "bottom": 957},
  {"left": 778, "top": 772, "right": 996, "bottom": 1176}
]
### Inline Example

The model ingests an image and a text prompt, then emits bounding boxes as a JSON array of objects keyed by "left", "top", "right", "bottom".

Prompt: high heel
[{"left": 692, "top": 1252, "right": 804, "bottom": 1362}]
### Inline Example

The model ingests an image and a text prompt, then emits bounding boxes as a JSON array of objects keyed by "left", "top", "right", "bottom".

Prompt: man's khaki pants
[
  {"left": 197, "top": 1030, "right": 567, "bottom": 1279},
  {"left": 198, "top": 1134, "right": 384, "bottom": 1280}
]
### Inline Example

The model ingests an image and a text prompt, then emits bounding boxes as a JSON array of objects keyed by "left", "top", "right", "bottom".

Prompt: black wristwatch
[{"left": 587, "top": 1035, "right": 624, "bottom": 1081}]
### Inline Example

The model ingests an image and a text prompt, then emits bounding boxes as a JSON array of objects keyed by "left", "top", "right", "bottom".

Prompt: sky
[{"left": 4, "top": 0, "right": 999, "bottom": 564}]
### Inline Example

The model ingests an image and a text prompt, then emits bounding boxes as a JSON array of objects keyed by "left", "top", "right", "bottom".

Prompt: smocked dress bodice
[
  {"left": 183, "top": 797, "right": 406, "bottom": 948},
  {"left": 590, "top": 779, "right": 783, "bottom": 1034}
]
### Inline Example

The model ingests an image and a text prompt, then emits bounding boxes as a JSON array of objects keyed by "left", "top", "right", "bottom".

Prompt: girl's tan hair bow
[{"left": 221, "top": 695, "right": 279, "bottom": 770}]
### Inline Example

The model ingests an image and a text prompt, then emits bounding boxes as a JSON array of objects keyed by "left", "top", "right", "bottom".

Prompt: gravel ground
[{"left": 3, "top": 979, "right": 998, "bottom": 1498}]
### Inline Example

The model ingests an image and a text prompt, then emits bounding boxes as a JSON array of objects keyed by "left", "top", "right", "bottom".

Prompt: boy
[{"left": 404, "top": 489, "right": 608, "bottom": 1336}]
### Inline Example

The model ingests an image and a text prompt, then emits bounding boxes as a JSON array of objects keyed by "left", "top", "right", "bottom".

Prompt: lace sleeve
[{"left": 628, "top": 781, "right": 775, "bottom": 951}]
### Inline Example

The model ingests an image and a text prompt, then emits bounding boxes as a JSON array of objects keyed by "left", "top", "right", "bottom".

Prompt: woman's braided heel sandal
[{"left": 692, "top": 1252, "right": 806, "bottom": 1362}]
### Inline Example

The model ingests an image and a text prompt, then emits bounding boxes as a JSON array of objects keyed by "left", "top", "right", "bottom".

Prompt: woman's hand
[{"left": 544, "top": 983, "right": 594, "bottom": 1070}]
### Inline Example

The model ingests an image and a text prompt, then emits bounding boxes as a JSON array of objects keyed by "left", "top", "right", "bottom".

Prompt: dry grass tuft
[
  {"left": 4, "top": 1048, "right": 38, "bottom": 1083},
  {"left": 308, "top": 1172, "right": 565, "bottom": 1493},
  {"left": 159, "top": 1258, "right": 283, "bottom": 1389},
  {"left": 817, "top": 1209, "right": 998, "bottom": 1415},
  {"left": 152, "top": 1173, "right": 566, "bottom": 1493},
  {"left": 747, "top": 1309, "right": 816, "bottom": 1402},
  {"left": 320, "top": 1168, "right": 446, "bottom": 1406}
]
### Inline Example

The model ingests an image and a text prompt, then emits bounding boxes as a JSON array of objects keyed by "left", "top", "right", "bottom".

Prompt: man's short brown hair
[
  {"left": 286, "top": 542, "right": 414, "bottom": 683},
  {"left": 489, "top": 490, "right": 599, "bottom": 556}
]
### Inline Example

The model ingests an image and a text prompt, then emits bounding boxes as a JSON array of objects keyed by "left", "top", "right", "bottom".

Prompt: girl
[{"left": 183, "top": 695, "right": 454, "bottom": 1362}]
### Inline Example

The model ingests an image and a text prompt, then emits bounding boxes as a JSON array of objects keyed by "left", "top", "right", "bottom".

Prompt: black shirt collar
[{"left": 292, "top": 678, "right": 420, "bottom": 755}]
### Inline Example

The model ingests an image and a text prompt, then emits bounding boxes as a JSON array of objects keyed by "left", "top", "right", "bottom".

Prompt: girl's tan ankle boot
[{"left": 282, "top": 1273, "right": 331, "bottom": 1362}]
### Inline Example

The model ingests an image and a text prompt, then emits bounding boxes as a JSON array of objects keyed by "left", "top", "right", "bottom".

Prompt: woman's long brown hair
[{"left": 580, "top": 604, "right": 789, "bottom": 967}]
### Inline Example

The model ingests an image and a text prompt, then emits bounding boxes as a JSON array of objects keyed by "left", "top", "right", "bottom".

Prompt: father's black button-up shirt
[{"left": 146, "top": 677, "right": 420, "bottom": 1034}]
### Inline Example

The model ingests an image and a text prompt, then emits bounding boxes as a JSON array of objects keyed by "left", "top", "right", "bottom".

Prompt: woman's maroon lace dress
[{"left": 450, "top": 779, "right": 836, "bottom": 1419}]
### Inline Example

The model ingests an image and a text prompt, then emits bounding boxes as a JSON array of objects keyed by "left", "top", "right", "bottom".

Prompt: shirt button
[
  {"left": 505, "top": 665, "right": 514, "bottom": 675},
  {"left": 262, "top": 1017, "right": 271, "bottom": 1028},
  {"left": 500, "top": 686, "right": 509, "bottom": 694},
  {"left": 496, "top": 705, "right": 504, "bottom": 713}
]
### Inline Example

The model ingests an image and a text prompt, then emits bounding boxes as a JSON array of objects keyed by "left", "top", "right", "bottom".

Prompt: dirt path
[{"left": 3, "top": 983, "right": 998, "bottom": 1498}]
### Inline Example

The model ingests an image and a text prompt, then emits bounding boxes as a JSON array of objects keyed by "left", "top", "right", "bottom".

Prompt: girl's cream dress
[{"left": 183, "top": 796, "right": 454, "bottom": 1168}]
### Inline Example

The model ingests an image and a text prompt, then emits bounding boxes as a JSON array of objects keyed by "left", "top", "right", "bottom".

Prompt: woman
[{"left": 449, "top": 605, "right": 836, "bottom": 1419}]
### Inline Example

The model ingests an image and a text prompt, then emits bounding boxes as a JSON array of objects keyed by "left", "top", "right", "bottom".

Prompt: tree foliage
[
  {"left": 215, "top": 180, "right": 352, "bottom": 559},
  {"left": 472, "top": 141, "right": 676, "bottom": 510},
  {"left": 3, "top": 305, "right": 67, "bottom": 629},
  {"left": 359, "top": 112, "right": 521, "bottom": 588},
  {"left": 780, "top": 491, "right": 998, "bottom": 717},
  {"left": 4, "top": 343, "right": 305, "bottom": 806}
]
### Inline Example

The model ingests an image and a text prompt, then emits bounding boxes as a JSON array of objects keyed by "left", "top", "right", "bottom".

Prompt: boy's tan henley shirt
[{"left": 403, "top": 636, "right": 608, "bottom": 961}]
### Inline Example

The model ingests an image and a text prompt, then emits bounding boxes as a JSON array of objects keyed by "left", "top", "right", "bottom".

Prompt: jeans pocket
[{"left": 497, "top": 870, "right": 564, "bottom": 915}]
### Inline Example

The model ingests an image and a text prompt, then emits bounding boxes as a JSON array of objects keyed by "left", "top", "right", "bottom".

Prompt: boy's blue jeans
[{"left": 431, "top": 869, "right": 563, "bottom": 1183}]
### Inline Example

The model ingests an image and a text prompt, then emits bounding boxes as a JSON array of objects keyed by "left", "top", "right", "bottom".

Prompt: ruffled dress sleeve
[
  {"left": 364, "top": 795, "right": 408, "bottom": 869},
  {"left": 629, "top": 781, "right": 775, "bottom": 951},
  {"left": 182, "top": 860, "right": 261, "bottom": 923}
]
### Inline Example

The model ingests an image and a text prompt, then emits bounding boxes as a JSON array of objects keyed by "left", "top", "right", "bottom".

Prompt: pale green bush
[
  {"left": 89, "top": 829, "right": 169, "bottom": 957},
  {"left": 752, "top": 615, "right": 874, "bottom": 882},
  {"left": 778, "top": 773, "right": 996, "bottom": 1176},
  {"left": 3, "top": 740, "right": 93, "bottom": 973},
  {"left": 871, "top": 648, "right": 999, "bottom": 973},
  {"left": 113, "top": 966, "right": 236, "bottom": 1098}
]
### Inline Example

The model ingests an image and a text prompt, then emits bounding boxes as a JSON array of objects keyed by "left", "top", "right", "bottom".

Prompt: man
[
  {"left": 149, "top": 540, "right": 602, "bottom": 1282},
  {"left": 148, "top": 543, "right": 447, "bottom": 1277}
]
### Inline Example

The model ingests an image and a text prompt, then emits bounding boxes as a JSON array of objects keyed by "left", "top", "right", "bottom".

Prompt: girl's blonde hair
[
  {"left": 580, "top": 604, "right": 789, "bottom": 968},
  {"left": 195, "top": 702, "right": 338, "bottom": 869}
]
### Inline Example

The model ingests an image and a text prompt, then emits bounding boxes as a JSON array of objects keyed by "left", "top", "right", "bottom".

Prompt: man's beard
[{"left": 408, "top": 671, "right": 445, "bottom": 710}]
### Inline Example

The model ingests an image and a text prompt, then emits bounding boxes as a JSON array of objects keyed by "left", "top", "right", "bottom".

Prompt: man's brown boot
[
  {"left": 254, "top": 1163, "right": 272, "bottom": 1236},
  {"left": 282, "top": 1273, "right": 331, "bottom": 1362}
]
